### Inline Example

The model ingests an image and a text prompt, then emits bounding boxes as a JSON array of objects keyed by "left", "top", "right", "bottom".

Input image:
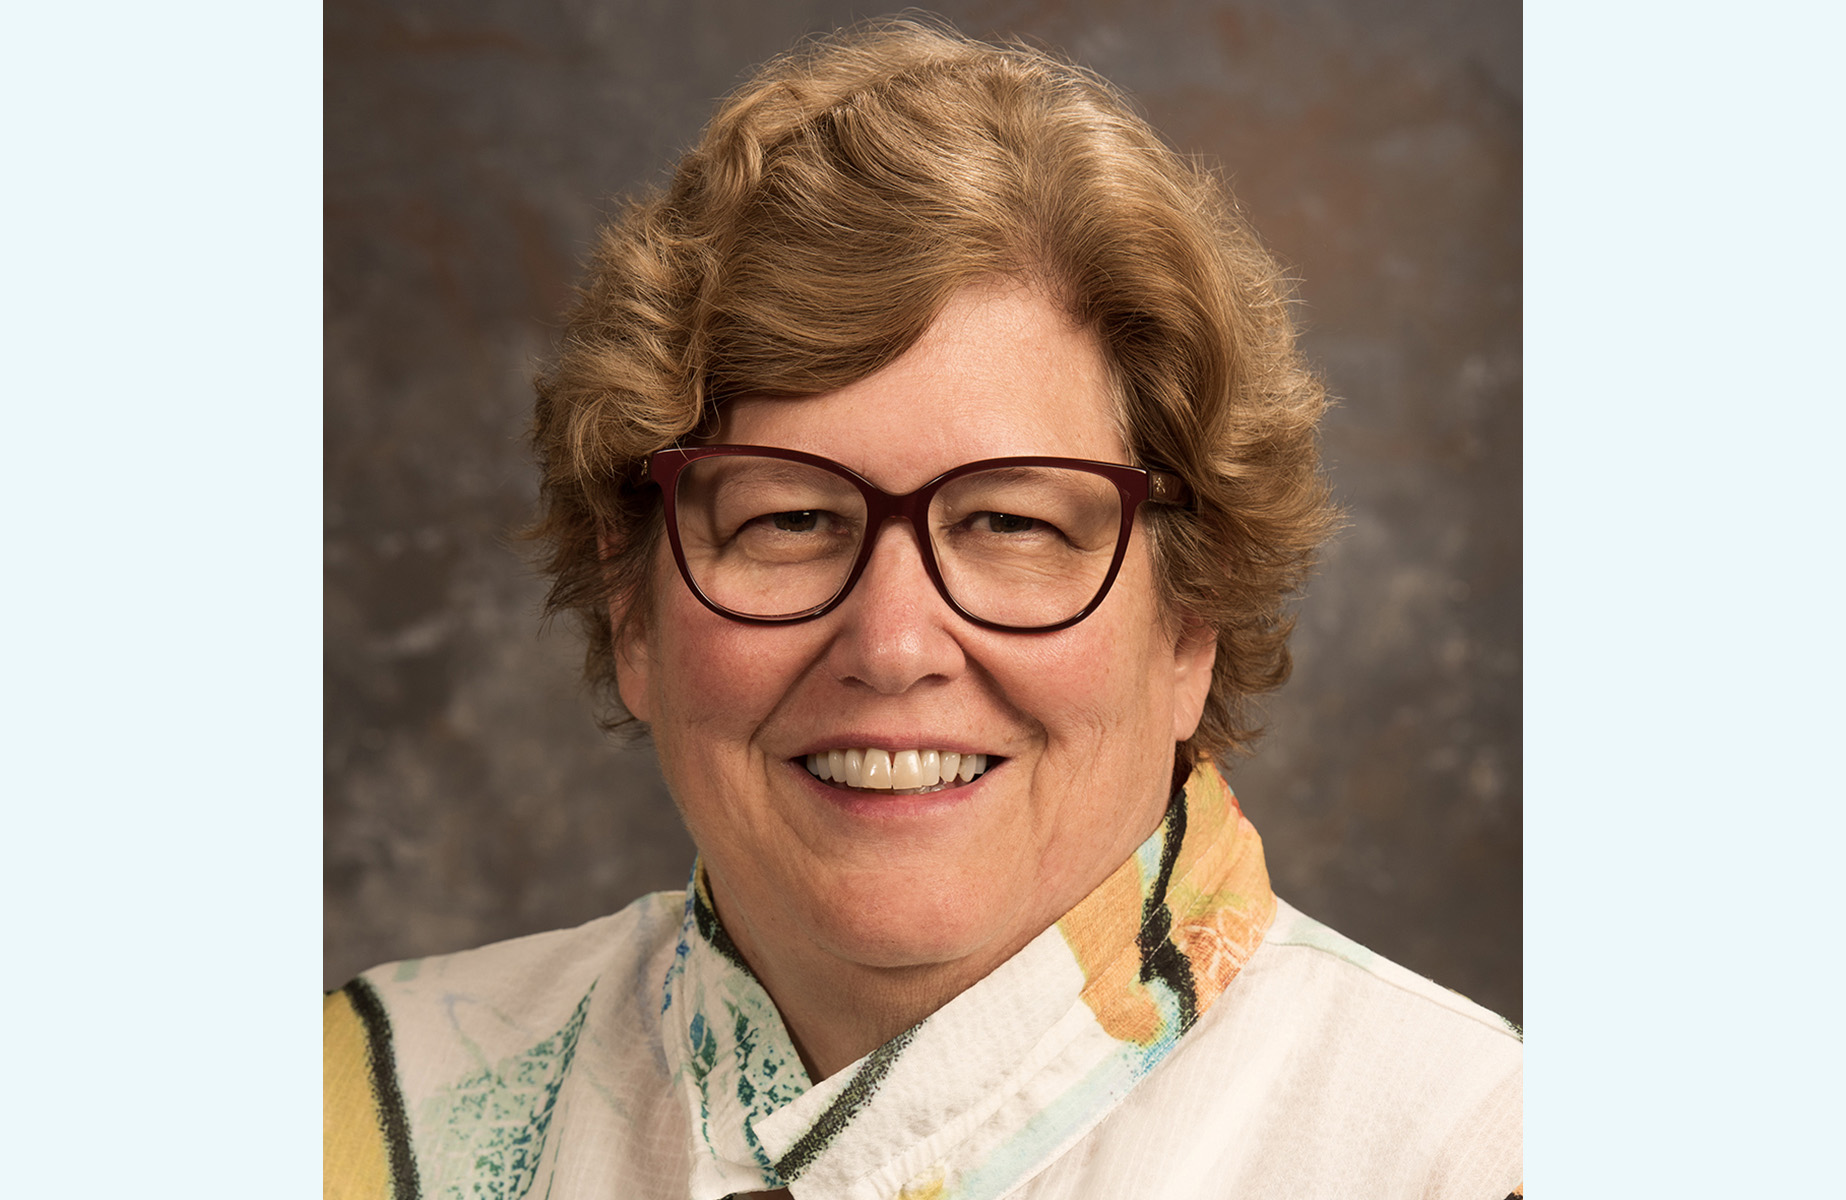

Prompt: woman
[{"left": 325, "top": 21, "right": 1521, "bottom": 1199}]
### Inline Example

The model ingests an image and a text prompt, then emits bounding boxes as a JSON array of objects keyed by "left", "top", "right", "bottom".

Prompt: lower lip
[{"left": 791, "top": 759, "right": 995, "bottom": 818}]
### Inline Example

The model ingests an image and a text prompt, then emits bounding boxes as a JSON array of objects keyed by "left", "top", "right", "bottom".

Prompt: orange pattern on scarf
[{"left": 1056, "top": 762, "right": 1275, "bottom": 1046}]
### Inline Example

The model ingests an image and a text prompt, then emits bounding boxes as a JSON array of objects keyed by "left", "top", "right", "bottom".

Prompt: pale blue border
[
  {"left": 1530, "top": 1, "right": 1844, "bottom": 1192},
  {"left": 2, "top": 1, "right": 320, "bottom": 1194},
  {"left": 8, "top": 0, "right": 1841, "bottom": 1192}
]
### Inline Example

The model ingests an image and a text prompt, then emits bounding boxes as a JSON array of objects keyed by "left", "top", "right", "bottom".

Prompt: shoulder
[
  {"left": 1029, "top": 899, "right": 1521, "bottom": 1200},
  {"left": 1193, "top": 898, "right": 1521, "bottom": 1195},
  {"left": 343, "top": 887, "right": 687, "bottom": 1078},
  {"left": 353, "top": 889, "right": 685, "bottom": 1012},
  {"left": 324, "top": 892, "right": 691, "bottom": 1200},
  {"left": 1247, "top": 897, "right": 1523, "bottom": 1054}
]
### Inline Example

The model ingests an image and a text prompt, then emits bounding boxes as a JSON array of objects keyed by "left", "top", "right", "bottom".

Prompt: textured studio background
[{"left": 325, "top": 0, "right": 1521, "bottom": 1023}]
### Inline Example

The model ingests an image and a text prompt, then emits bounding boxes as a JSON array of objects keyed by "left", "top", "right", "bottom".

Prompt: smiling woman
[
  {"left": 618, "top": 282, "right": 1216, "bottom": 1079},
  {"left": 324, "top": 19, "right": 1521, "bottom": 1200}
]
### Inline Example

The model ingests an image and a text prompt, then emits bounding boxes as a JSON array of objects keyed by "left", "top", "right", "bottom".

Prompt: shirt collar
[{"left": 660, "top": 761, "right": 1274, "bottom": 1200}]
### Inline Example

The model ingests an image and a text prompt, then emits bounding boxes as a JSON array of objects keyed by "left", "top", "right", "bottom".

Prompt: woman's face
[{"left": 618, "top": 280, "right": 1216, "bottom": 985}]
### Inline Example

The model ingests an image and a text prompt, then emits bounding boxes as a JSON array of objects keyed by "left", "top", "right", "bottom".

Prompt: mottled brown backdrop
[{"left": 325, "top": 0, "right": 1521, "bottom": 1024}]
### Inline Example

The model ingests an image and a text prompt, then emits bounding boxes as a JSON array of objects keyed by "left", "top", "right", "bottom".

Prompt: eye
[
  {"left": 771, "top": 511, "right": 820, "bottom": 532},
  {"left": 732, "top": 507, "right": 858, "bottom": 561},
  {"left": 974, "top": 511, "right": 1043, "bottom": 535}
]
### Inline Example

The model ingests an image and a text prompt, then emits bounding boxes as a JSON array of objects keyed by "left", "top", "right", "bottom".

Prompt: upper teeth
[{"left": 805, "top": 748, "right": 989, "bottom": 790}]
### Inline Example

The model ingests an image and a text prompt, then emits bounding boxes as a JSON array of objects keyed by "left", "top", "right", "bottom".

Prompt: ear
[
  {"left": 1169, "top": 618, "right": 1218, "bottom": 743},
  {"left": 599, "top": 522, "right": 657, "bottom": 723},
  {"left": 612, "top": 596, "right": 656, "bottom": 724}
]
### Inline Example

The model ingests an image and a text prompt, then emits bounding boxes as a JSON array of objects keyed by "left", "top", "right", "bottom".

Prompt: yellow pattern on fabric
[
  {"left": 1055, "top": 761, "right": 1275, "bottom": 1043},
  {"left": 324, "top": 990, "right": 393, "bottom": 1200},
  {"left": 895, "top": 1166, "right": 947, "bottom": 1199},
  {"left": 1055, "top": 850, "right": 1159, "bottom": 1043}
]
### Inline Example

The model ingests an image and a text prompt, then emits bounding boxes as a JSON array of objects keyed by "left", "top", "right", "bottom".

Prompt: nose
[{"left": 823, "top": 517, "right": 967, "bottom": 695}]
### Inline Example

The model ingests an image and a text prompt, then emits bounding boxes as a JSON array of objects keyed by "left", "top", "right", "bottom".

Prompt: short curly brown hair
[{"left": 529, "top": 18, "right": 1335, "bottom": 765}]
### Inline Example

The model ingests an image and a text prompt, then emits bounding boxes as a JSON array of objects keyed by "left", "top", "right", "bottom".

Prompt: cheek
[
  {"left": 647, "top": 588, "right": 825, "bottom": 760},
  {"left": 655, "top": 620, "right": 768, "bottom": 735},
  {"left": 1032, "top": 560, "right": 1177, "bottom": 732},
  {"left": 644, "top": 618, "right": 777, "bottom": 852},
  {"left": 1004, "top": 617, "right": 1176, "bottom": 747}
]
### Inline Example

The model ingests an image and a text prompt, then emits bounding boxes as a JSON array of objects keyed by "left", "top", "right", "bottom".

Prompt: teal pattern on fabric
[
  {"left": 415, "top": 986, "right": 594, "bottom": 1200},
  {"left": 664, "top": 879, "right": 811, "bottom": 1187}
]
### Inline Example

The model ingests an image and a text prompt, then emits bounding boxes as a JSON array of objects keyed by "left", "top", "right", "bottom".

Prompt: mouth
[{"left": 801, "top": 748, "right": 996, "bottom": 795}]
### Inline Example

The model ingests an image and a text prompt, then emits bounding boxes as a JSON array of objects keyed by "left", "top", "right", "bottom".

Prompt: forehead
[{"left": 713, "top": 282, "right": 1127, "bottom": 490}]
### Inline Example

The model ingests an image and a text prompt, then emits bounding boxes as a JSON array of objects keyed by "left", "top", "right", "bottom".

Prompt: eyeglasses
[{"left": 644, "top": 445, "right": 1190, "bottom": 632}]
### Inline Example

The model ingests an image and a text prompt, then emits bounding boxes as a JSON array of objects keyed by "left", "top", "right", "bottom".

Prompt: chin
[{"left": 802, "top": 873, "right": 1032, "bottom": 974}]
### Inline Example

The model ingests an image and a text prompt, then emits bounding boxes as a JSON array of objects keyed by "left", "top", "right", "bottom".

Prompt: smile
[{"left": 803, "top": 748, "right": 994, "bottom": 793}]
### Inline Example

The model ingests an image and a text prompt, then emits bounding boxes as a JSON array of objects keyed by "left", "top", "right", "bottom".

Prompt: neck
[{"left": 710, "top": 885, "right": 1036, "bottom": 1081}]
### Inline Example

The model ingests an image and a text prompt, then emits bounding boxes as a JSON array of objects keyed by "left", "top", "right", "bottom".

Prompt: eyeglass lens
[{"left": 672, "top": 455, "right": 1126, "bottom": 627}]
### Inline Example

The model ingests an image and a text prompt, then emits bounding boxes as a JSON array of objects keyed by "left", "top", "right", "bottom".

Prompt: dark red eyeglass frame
[{"left": 644, "top": 444, "right": 1191, "bottom": 633}]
